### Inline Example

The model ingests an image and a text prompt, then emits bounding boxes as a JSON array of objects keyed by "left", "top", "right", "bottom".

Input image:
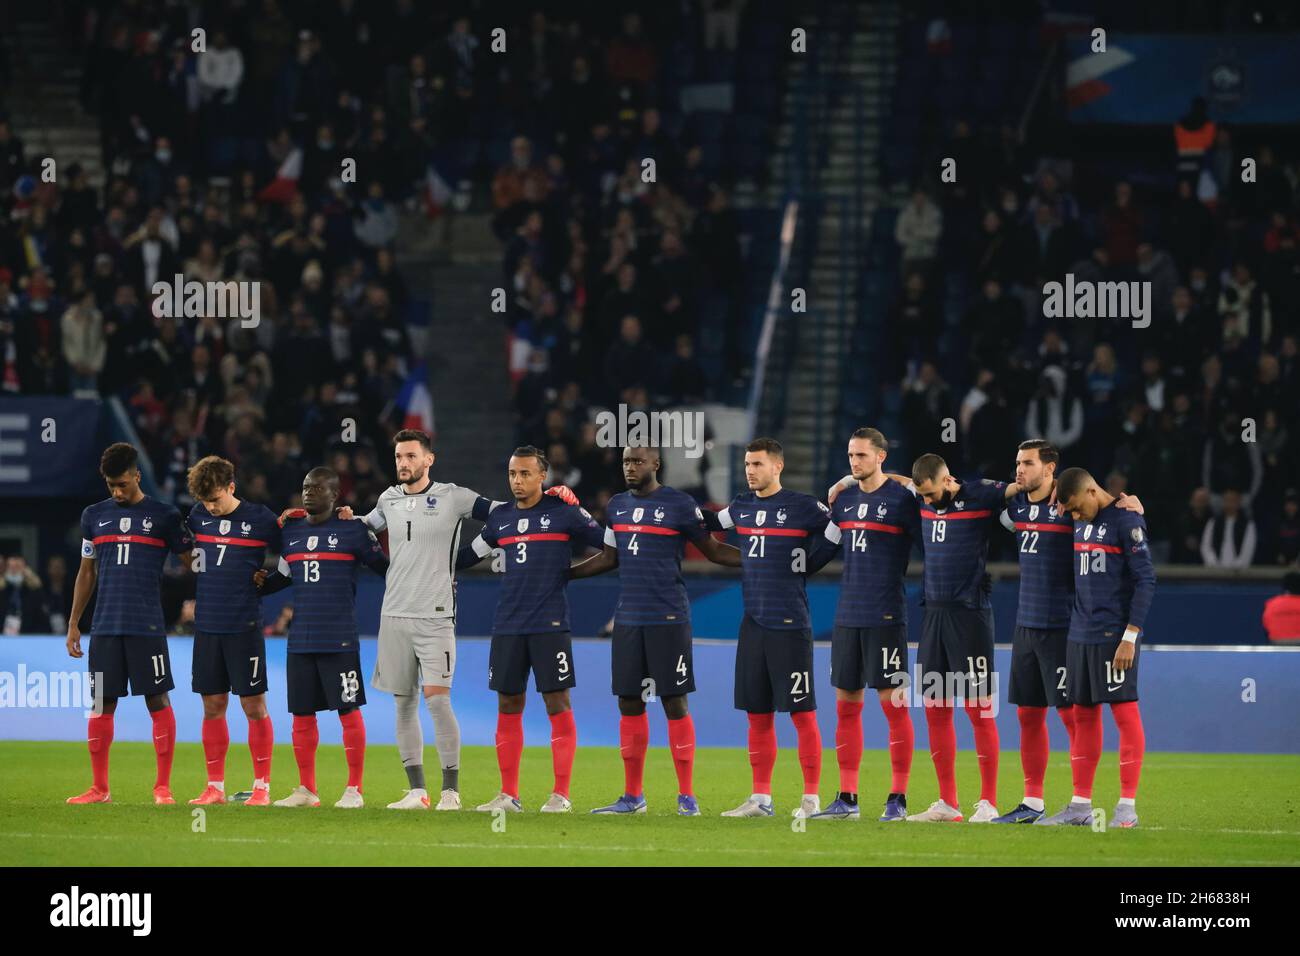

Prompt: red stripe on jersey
[
  {"left": 284, "top": 552, "right": 357, "bottom": 562},
  {"left": 837, "top": 520, "right": 904, "bottom": 534},
  {"left": 734, "top": 526, "right": 807, "bottom": 537},
  {"left": 195, "top": 534, "right": 270, "bottom": 547},
  {"left": 1074, "top": 542, "right": 1121, "bottom": 553},
  {"left": 611, "top": 524, "right": 680, "bottom": 535},
  {"left": 1013, "top": 522, "right": 1072, "bottom": 533},
  {"left": 919, "top": 509, "right": 992, "bottom": 520},
  {"left": 498, "top": 533, "right": 572, "bottom": 545},
  {"left": 92, "top": 534, "right": 166, "bottom": 547}
]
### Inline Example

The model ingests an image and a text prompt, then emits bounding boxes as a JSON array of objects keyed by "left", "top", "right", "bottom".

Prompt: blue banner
[
  {"left": 0, "top": 397, "right": 105, "bottom": 497},
  {"left": 2, "top": 636, "right": 1297, "bottom": 753},
  {"left": 1066, "top": 35, "right": 1300, "bottom": 124}
]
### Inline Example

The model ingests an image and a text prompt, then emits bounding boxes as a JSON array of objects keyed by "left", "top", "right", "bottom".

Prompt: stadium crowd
[{"left": 888, "top": 103, "right": 1300, "bottom": 567}]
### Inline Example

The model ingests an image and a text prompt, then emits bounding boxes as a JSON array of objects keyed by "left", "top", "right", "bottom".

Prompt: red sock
[
  {"left": 747, "top": 712, "right": 777, "bottom": 794},
  {"left": 666, "top": 714, "right": 696, "bottom": 795},
  {"left": 495, "top": 712, "right": 524, "bottom": 798},
  {"left": 791, "top": 710, "right": 822, "bottom": 794},
  {"left": 291, "top": 714, "right": 319, "bottom": 793},
  {"left": 1070, "top": 704, "right": 1103, "bottom": 800},
  {"left": 835, "top": 699, "right": 864, "bottom": 793},
  {"left": 1111, "top": 701, "right": 1145, "bottom": 800},
  {"left": 1058, "top": 704, "right": 1077, "bottom": 751},
  {"left": 965, "top": 700, "right": 1000, "bottom": 804},
  {"left": 339, "top": 709, "right": 366, "bottom": 790},
  {"left": 619, "top": 713, "right": 649, "bottom": 796},
  {"left": 549, "top": 709, "right": 576, "bottom": 798},
  {"left": 247, "top": 715, "right": 274, "bottom": 784},
  {"left": 923, "top": 703, "right": 958, "bottom": 808},
  {"left": 201, "top": 716, "right": 229, "bottom": 784},
  {"left": 87, "top": 713, "right": 113, "bottom": 792},
  {"left": 150, "top": 706, "right": 176, "bottom": 789},
  {"left": 880, "top": 691, "right": 915, "bottom": 793},
  {"left": 1017, "top": 706, "right": 1049, "bottom": 800}
]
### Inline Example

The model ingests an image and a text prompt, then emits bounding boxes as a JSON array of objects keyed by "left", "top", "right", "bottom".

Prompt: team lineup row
[{"left": 63, "top": 427, "right": 1154, "bottom": 826}]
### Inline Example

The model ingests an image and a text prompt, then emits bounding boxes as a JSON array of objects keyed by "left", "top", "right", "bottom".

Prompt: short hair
[
  {"left": 1018, "top": 439, "right": 1060, "bottom": 468},
  {"left": 746, "top": 437, "right": 784, "bottom": 459},
  {"left": 850, "top": 427, "right": 888, "bottom": 452},
  {"left": 188, "top": 455, "right": 235, "bottom": 501},
  {"left": 911, "top": 453, "right": 947, "bottom": 486},
  {"left": 393, "top": 429, "right": 433, "bottom": 452},
  {"left": 305, "top": 465, "right": 338, "bottom": 486},
  {"left": 510, "top": 445, "right": 549, "bottom": 473},
  {"left": 99, "top": 442, "right": 138, "bottom": 479},
  {"left": 1056, "top": 466, "right": 1094, "bottom": 502}
]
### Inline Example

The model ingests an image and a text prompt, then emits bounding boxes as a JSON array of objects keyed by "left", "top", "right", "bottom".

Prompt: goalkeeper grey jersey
[{"left": 363, "top": 481, "right": 484, "bottom": 619}]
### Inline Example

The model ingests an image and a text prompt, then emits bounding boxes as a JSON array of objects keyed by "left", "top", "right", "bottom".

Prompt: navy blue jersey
[
  {"left": 276, "top": 517, "right": 388, "bottom": 653},
  {"left": 189, "top": 501, "right": 282, "bottom": 633},
  {"left": 917, "top": 480, "right": 1007, "bottom": 609},
  {"left": 717, "top": 489, "right": 830, "bottom": 630},
  {"left": 80, "top": 496, "right": 190, "bottom": 636},
  {"left": 1001, "top": 493, "right": 1075, "bottom": 629},
  {"left": 605, "top": 486, "right": 710, "bottom": 625},
  {"left": 821, "top": 481, "right": 920, "bottom": 627},
  {"left": 1070, "top": 502, "right": 1157, "bottom": 644},
  {"left": 476, "top": 496, "right": 605, "bottom": 635}
]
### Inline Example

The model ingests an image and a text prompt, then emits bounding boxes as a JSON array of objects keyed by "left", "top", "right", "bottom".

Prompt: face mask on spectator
[
  {"left": 5, "top": 572, "right": 22, "bottom": 585},
  {"left": 156, "top": 149, "right": 171, "bottom": 164}
]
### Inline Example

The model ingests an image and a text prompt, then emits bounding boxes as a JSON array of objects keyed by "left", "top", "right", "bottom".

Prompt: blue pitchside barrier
[{"left": 1, "top": 636, "right": 1296, "bottom": 754}]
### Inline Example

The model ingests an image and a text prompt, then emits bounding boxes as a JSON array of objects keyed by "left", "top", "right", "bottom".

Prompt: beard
[
  {"left": 399, "top": 466, "right": 426, "bottom": 486},
  {"left": 934, "top": 489, "right": 955, "bottom": 511}
]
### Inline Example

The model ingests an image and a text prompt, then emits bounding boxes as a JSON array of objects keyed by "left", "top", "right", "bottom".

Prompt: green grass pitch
[{"left": 2, "top": 742, "right": 1298, "bottom": 866}]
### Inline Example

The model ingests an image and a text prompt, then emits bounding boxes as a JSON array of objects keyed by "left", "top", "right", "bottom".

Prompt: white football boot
[
  {"left": 334, "top": 785, "right": 364, "bottom": 809},
  {"left": 475, "top": 792, "right": 522, "bottom": 812},
  {"left": 386, "top": 789, "right": 430, "bottom": 810},
  {"left": 720, "top": 795, "right": 775, "bottom": 817},
  {"left": 273, "top": 785, "right": 321, "bottom": 808},
  {"left": 435, "top": 789, "right": 461, "bottom": 811},
  {"left": 540, "top": 793, "right": 572, "bottom": 813},
  {"left": 906, "top": 799, "right": 963, "bottom": 822},
  {"left": 968, "top": 799, "right": 1000, "bottom": 823}
]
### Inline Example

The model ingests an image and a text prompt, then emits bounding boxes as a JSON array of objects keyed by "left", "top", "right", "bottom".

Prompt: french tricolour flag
[
  {"left": 396, "top": 365, "right": 436, "bottom": 438},
  {"left": 258, "top": 147, "right": 304, "bottom": 204},
  {"left": 424, "top": 161, "right": 453, "bottom": 219}
]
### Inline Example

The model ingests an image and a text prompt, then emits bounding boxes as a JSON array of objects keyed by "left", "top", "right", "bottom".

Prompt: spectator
[
  {"left": 1262, "top": 573, "right": 1300, "bottom": 642},
  {"left": 1101, "top": 180, "right": 1143, "bottom": 270},
  {"left": 1201, "top": 487, "right": 1257, "bottom": 568},
  {"left": 1171, "top": 486, "right": 1214, "bottom": 564},
  {"left": 1202, "top": 408, "right": 1263, "bottom": 502},
  {"left": 1274, "top": 490, "right": 1300, "bottom": 566},
  {"left": 40, "top": 554, "right": 71, "bottom": 635},
  {"left": 1024, "top": 364, "right": 1084, "bottom": 457},
  {"left": 60, "top": 289, "right": 106, "bottom": 395},
  {"left": 3, "top": 556, "right": 47, "bottom": 634},
  {"left": 894, "top": 186, "right": 943, "bottom": 278}
]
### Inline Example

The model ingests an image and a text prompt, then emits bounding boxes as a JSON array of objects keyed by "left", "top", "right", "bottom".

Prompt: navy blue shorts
[
  {"left": 489, "top": 632, "right": 574, "bottom": 695},
  {"left": 1008, "top": 626, "right": 1070, "bottom": 708},
  {"left": 192, "top": 628, "right": 268, "bottom": 697},
  {"left": 734, "top": 616, "right": 815, "bottom": 713},
  {"left": 830, "top": 624, "right": 909, "bottom": 692},
  {"left": 88, "top": 633, "right": 173, "bottom": 699},
  {"left": 919, "top": 605, "right": 995, "bottom": 699},
  {"left": 611, "top": 622, "right": 694, "bottom": 698},
  {"left": 286, "top": 649, "right": 366, "bottom": 713},
  {"left": 1066, "top": 638, "right": 1140, "bottom": 706}
]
